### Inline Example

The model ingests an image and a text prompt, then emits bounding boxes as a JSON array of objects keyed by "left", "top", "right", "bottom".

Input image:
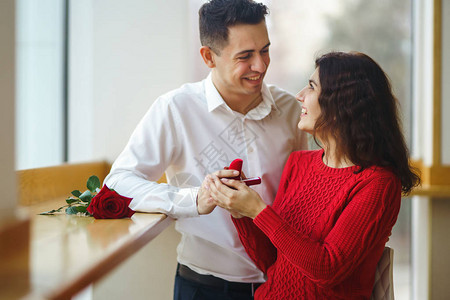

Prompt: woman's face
[{"left": 296, "top": 68, "right": 321, "bottom": 135}]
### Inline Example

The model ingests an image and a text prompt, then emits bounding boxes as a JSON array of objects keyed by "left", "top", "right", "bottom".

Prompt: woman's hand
[
  {"left": 207, "top": 175, "right": 267, "bottom": 219},
  {"left": 197, "top": 169, "right": 240, "bottom": 215}
]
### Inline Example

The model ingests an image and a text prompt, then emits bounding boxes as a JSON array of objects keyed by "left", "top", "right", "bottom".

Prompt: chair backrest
[{"left": 371, "top": 246, "right": 395, "bottom": 300}]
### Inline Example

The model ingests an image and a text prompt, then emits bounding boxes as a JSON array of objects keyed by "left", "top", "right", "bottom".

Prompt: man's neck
[
  {"left": 226, "top": 93, "right": 263, "bottom": 115},
  {"left": 210, "top": 74, "right": 263, "bottom": 115},
  {"left": 215, "top": 87, "right": 263, "bottom": 115}
]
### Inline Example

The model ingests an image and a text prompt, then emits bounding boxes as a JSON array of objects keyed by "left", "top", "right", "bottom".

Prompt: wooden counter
[
  {"left": 0, "top": 161, "right": 175, "bottom": 299},
  {"left": 2, "top": 198, "right": 172, "bottom": 300}
]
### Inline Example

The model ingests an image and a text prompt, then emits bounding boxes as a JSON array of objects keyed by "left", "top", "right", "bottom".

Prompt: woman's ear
[{"left": 200, "top": 46, "right": 215, "bottom": 68}]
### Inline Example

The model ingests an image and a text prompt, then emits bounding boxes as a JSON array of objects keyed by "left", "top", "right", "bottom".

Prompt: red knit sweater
[{"left": 233, "top": 150, "right": 401, "bottom": 299}]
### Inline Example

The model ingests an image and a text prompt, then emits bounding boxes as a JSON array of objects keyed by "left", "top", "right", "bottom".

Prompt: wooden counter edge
[
  {"left": 0, "top": 209, "right": 31, "bottom": 300},
  {"left": 45, "top": 214, "right": 172, "bottom": 300}
]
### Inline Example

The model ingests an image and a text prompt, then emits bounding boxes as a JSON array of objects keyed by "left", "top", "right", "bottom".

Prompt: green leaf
[
  {"left": 76, "top": 206, "right": 88, "bottom": 214},
  {"left": 65, "top": 206, "right": 77, "bottom": 214},
  {"left": 66, "top": 197, "right": 79, "bottom": 204},
  {"left": 71, "top": 190, "right": 82, "bottom": 197},
  {"left": 87, "top": 175, "right": 101, "bottom": 193},
  {"left": 79, "top": 190, "right": 93, "bottom": 202},
  {"left": 65, "top": 206, "right": 87, "bottom": 215}
]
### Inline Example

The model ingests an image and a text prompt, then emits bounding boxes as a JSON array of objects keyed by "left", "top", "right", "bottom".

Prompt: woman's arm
[
  {"left": 208, "top": 153, "right": 296, "bottom": 273},
  {"left": 232, "top": 216, "right": 277, "bottom": 274},
  {"left": 253, "top": 175, "right": 401, "bottom": 288}
]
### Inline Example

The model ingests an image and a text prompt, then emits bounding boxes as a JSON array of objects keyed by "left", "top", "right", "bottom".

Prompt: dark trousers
[{"left": 174, "top": 264, "right": 258, "bottom": 300}]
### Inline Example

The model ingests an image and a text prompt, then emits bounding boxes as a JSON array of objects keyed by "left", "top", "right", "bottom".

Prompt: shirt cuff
[{"left": 172, "top": 187, "right": 200, "bottom": 218}]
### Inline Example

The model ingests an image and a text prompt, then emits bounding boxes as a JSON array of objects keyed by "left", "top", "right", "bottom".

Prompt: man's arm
[{"left": 104, "top": 97, "right": 199, "bottom": 218}]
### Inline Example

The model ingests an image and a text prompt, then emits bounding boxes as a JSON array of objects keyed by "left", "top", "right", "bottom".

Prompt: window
[{"left": 15, "top": 0, "right": 68, "bottom": 170}]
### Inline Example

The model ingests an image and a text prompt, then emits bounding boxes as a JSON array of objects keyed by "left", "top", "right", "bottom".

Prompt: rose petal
[{"left": 88, "top": 185, "right": 135, "bottom": 219}]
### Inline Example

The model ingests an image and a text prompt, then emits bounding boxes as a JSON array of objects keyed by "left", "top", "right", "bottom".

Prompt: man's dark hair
[{"left": 199, "top": 0, "right": 268, "bottom": 54}]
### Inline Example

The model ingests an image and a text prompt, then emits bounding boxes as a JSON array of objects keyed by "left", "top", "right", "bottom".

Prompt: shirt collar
[
  {"left": 204, "top": 72, "right": 279, "bottom": 119},
  {"left": 205, "top": 73, "right": 227, "bottom": 112},
  {"left": 246, "top": 82, "right": 280, "bottom": 120}
]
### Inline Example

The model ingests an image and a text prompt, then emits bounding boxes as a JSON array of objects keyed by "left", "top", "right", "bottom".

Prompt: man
[{"left": 104, "top": 0, "right": 307, "bottom": 299}]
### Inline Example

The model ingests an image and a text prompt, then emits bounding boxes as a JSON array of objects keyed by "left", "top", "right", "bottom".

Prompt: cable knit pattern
[{"left": 232, "top": 150, "right": 401, "bottom": 299}]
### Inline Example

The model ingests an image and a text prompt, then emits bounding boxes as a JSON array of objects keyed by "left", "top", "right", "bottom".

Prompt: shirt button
[{"left": 248, "top": 147, "right": 254, "bottom": 153}]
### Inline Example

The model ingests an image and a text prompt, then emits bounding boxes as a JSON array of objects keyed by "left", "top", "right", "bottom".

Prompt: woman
[{"left": 206, "top": 52, "right": 420, "bottom": 299}]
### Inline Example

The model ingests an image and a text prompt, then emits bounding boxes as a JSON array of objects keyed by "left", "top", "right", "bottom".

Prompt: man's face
[{"left": 211, "top": 21, "right": 270, "bottom": 102}]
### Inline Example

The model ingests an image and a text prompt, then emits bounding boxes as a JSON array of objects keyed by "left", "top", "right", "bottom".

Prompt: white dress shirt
[{"left": 104, "top": 73, "right": 308, "bottom": 282}]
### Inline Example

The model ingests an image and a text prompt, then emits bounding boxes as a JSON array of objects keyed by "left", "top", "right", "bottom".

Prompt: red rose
[{"left": 87, "top": 185, "right": 135, "bottom": 219}]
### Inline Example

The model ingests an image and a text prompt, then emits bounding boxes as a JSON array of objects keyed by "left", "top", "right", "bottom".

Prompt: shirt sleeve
[
  {"left": 295, "top": 128, "right": 309, "bottom": 151},
  {"left": 104, "top": 97, "right": 200, "bottom": 218},
  {"left": 253, "top": 174, "right": 401, "bottom": 288}
]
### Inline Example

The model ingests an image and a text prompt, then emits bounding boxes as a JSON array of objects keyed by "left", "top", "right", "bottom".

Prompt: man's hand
[
  {"left": 207, "top": 176, "right": 267, "bottom": 219},
  {"left": 197, "top": 169, "right": 240, "bottom": 215}
]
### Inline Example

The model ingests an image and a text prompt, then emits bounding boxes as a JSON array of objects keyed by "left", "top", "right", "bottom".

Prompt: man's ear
[{"left": 200, "top": 46, "right": 216, "bottom": 68}]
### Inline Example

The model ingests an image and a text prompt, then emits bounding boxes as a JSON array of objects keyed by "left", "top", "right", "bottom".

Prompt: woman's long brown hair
[{"left": 314, "top": 51, "right": 420, "bottom": 194}]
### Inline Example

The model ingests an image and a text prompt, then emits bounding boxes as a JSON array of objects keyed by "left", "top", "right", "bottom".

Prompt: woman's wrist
[{"left": 250, "top": 202, "right": 267, "bottom": 219}]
